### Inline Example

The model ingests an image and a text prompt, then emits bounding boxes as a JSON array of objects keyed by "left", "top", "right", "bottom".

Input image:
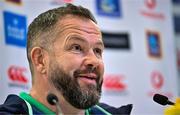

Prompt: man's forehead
[{"left": 56, "top": 15, "right": 101, "bottom": 33}]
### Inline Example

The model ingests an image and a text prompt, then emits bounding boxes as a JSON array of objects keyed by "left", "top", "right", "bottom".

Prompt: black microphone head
[
  {"left": 153, "top": 94, "right": 169, "bottom": 106},
  {"left": 47, "top": 93, "right": 58, "bottom": 105}
]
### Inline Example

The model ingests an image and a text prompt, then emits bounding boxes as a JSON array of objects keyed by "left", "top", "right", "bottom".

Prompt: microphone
[
  {"left": 47, "top": 93, "right": 62, "bottom": 115},
  {"left": 153, "top": 93, "right": 175, "bottom": 106}
]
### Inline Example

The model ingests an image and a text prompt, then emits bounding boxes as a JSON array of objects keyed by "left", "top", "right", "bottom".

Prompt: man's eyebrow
[
  {"left": 67, "top": 36, "right": 104, "bottom": 48},
  {"left": 96, "top": 41, "right": 104, "bottom": 49}
]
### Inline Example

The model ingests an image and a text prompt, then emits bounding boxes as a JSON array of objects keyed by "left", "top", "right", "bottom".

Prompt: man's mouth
[{"left": 77, "top": 73, "right": 97, "bottom": 85}]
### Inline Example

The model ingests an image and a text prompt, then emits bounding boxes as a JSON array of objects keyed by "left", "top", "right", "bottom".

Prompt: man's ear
[{"left": 30, "top": 47, "right": 48, "bottom": 74}]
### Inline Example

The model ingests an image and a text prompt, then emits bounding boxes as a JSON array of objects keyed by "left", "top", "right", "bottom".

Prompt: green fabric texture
[
  {"left": 19, "top": 92, "right": 111, "bottom": 115},
  {"left": 19, "top": 92, "right": 55, "bottom": 114}
]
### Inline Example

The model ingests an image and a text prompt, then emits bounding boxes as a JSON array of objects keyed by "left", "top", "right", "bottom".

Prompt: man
[{"left": 0, "top": 3, "right": 132, "bottom": 115}]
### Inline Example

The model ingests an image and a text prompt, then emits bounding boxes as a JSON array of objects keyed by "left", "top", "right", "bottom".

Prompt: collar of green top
[
  {"left": 19, "top": 92, "right": 55, "bottom": 114},
  {"left": 19, "top": 92, "right": 110, "bottom": 115}
]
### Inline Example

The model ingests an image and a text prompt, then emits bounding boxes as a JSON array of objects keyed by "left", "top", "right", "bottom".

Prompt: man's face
[{"left": 48, "top": 16, "right": 104, "bottom": 109}]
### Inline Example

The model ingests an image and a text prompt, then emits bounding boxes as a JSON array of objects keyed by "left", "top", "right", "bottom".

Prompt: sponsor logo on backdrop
[
  {"left": 96, "top": 0, "right": 122, "bottom": 17},
  {"left": 3, "top": 11, "right": 27, "bottom": 47},
  {"left": 5, "top": 0, "right": 22, "bottom": 5},
  {"left": 173, "top": 0, "right": 180, "bottom": 4},
  {"left": 177, "top": 49, "right": 180, "bottom": 70},
  {"left": 174, "top": 16, "right": 180, "bottom": 33},
  {"left": 151, "top": 71, "right": 164, "bottom": 90},
  {"left": 146, "top": 30, "right": 162, "bottom": 59},
  {"left": 102, "top": 32, "right": 130, "bottom": 49},
  {"left": 140, "top": 0, "right": 165, "bottom": 20},
  {"left": 145, "top": 0, "right": 156, "bottom": 9},
  {"left": 148, "top": 70, "right": 173, "bottom": 99},
  {"left": 103, "top": 74, "right": 128, "bottom": 95},
  {"left": 7, "top": 65, "right": 29, "bottom": 89},
  {"left": 50, "top": 0, "right": 73, "bottom": 5}
]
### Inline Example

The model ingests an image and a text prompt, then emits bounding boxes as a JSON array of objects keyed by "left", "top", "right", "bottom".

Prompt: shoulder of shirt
[
  {"left": 90, "top": 102, "right": 133, "bottom": 115},
  {"left": 0, "top": 95, "right": 133, "bottom": 115},
  {"left": 0, "top": 94, "right": 28, "bottom": 114}
]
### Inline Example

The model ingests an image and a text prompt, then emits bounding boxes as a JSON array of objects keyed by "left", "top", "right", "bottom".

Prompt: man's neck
[{"left": 30, "top": 87, "right": 85, "bottom": 115}]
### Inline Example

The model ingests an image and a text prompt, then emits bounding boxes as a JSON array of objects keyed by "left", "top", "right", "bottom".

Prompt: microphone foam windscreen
[
  {"left": 153, "top": 94, "right": 168, "bottom": 105},
  {"left": 47, "top": 93, "right": 58, "bottom": 105}
]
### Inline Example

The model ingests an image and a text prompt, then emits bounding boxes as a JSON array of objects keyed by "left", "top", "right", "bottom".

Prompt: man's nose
[{"left": 83, "top": 50, "right": 100, "bottom": 71}]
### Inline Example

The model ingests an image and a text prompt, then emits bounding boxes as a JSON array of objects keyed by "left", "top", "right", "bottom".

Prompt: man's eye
[
  {"left": 71, "top": 44, "right": 82, "bottom": 52},
  {"left": 94, "top": 48, "right": 102, "bottom": 57}
]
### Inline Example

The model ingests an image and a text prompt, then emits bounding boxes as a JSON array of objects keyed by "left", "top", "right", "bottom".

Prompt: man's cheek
[
  {"left": 99, "top": 63, "right": 104, "bottom": 74},
  {"left": 99, "top": 64, "right": 104, "bottom": 83}
]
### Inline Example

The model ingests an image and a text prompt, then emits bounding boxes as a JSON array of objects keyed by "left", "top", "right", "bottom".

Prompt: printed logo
[
  {"left": 151, "top": 71, "right": 164, "bottom": 90},
  {"left": 5, "top": 0, "right": 22, "bottom": 5},
  {"left": 3, "top": 11, "right": 27, "bottom": 47},
  {"left": 7, "top": 65, "right": 29, "bottom": 89},
  {"left": 146, "top": 30, "right": 162, "bottom": 58},
  {"left": 50, "top": 0, "right": 73, "bottom": 5},
  {"left": 102, "top": 32, "right": 130, "bottom": 49},
  {"left": 177, "top": 49, "right": 180, "bottom": 70},
  {"left": 140, "top": 0, "right": 165, "bottom": 20},
  {"left": 96, "top": 0, "right": 122, "bottom": 17},
  {"left": 173, "top": 0, "right": 180, "bottom": 4},
  {"left": 8, "top": 65, "right": 28, "bottom": 83},
  {"left": 174, "top": 16, "right": 180, "bottom": 33},
  {"left": 103, "top": 74, "right": 127, "bottom": 92},
  {"left": 145, "top": 0, "right": 156, "bottom": 9},
  {"left": 148, "top": 70, "right": 173, "bottom": 99}
]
